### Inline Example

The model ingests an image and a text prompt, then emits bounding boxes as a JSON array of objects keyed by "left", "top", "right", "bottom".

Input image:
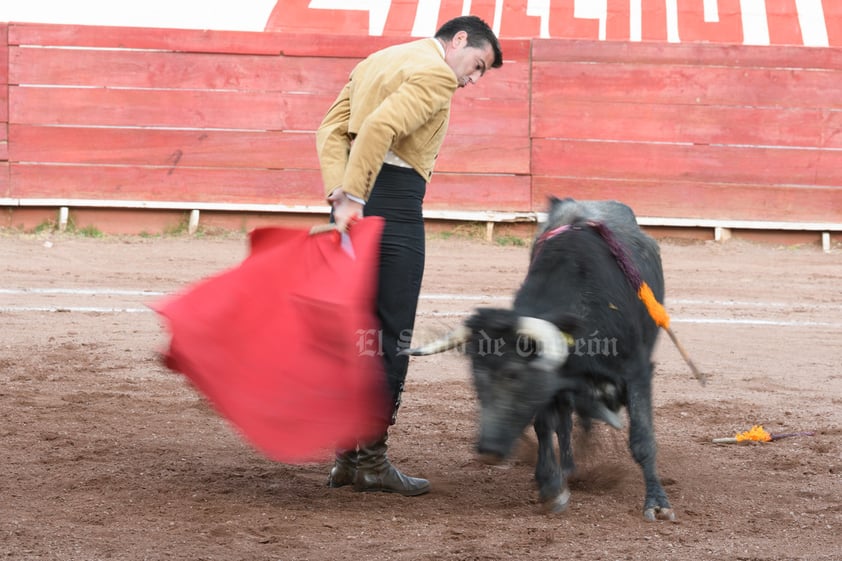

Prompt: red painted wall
[
  {"left": 530, "top": 40, "right": 842, "bottom": 222},
  {"left": 0, "top": 24, "right": 8, "bottom": 197},
  {"left": 265, "top": 0, "right": 842, "bottom": 48},
  {"left": 1, "top": 22, "right": 840, "bottom": 225}
]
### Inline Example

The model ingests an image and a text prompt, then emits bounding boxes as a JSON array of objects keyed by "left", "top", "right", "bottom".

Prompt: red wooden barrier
[
  {"left": 0, "top": 23, "right": 8, "bottom": 196},
  {"left": 1, "top": 22, "right": 840, "bottom": 230},
  {"left": 4, "top": 23, "right": 530, "bottom": 211},
  {"left": 429, "top": 38, "right": 531, "bottom": 210},
  {"left": 531, "top": 39, "right": 842, "bottom": 222},
  {"left": 6, "top": 24, "right": 331, "bottom": 206}
]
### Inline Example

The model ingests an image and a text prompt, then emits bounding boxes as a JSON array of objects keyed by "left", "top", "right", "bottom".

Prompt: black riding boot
[
  {"left": 327, "top": 449, "right": 357, "bottom": 488},
  {"left": 353, "top": 432, "right": 430, "bottom": 496}
]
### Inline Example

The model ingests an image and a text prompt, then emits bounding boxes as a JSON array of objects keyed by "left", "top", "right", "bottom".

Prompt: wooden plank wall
[
  {"left": 7, "top": 24, "right": 328, "bottom": 206},
  {"left": 0, "top": 24, "right": 8, "bottom": 198},
  {"left": 2, "top": 23, "right": 841, "bottom": 225},
  {"left": 5, "top": 23, "right": 529, "bottom": 212},
  {"left": 531, "top": 40, "right": 842, "bottom": 222},
  {"left": 428, "top": 38, "right": 531, "bottom": 211}
]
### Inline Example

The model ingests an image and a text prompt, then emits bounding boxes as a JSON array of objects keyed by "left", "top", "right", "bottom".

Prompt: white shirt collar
[{"left": 432, "top": 37, "right": 445, "bottom": 57}]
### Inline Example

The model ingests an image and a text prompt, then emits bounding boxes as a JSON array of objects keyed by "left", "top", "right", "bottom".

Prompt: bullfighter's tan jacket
[{"left": 316, "top": 38, "right": 459, "bottom": 201}]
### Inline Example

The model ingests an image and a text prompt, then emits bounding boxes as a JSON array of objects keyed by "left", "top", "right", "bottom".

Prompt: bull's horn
[
  {"left": 593, "top": 404, "right": 624, "bottom": 430},
  {"left": 400, "top": 325, "right": 471, "bottom": 356},
  {"left": 516, "top": 316, "right": 568, "bottom": 370}
]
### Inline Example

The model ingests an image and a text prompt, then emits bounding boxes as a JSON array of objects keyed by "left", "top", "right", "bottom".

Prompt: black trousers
[{"left": 363, "top": 164, "right": 426, "bottom": 423}]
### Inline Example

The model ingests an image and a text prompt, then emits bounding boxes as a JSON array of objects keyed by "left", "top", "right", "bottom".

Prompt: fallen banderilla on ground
[{"left": 712, "top": 425, "right": 816, "bottom": 444}]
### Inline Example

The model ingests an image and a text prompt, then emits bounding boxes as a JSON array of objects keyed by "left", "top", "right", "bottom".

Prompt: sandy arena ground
[{"left": 1, "top": 229, "right": 840, "bottom": 561}]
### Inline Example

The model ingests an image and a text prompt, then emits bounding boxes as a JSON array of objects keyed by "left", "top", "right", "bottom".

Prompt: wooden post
[
  {"left": 58, "top": 207, "right": 69, "bottom": 232},
  {"left": 188, "top": 209, "right": 200, "bottom": 234}
]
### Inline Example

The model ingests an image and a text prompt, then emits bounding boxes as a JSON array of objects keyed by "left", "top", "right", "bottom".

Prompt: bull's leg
[
  {"left": 626, "top": 376, "right": 676, "bottom": 522},
  {"left": 533, "top": 405, "right": 571, "bottom": 513},
  {"left": 556, "top": 403, "right": 575, "bottom": 479}
]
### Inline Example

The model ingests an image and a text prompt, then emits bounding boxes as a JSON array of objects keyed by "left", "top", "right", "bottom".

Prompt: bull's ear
[
  {"left": 546, "top": 312, "right": 585, "bottom": 337},
  {"left": 466, "top": 307, "right": 518, "bottom": 334}
]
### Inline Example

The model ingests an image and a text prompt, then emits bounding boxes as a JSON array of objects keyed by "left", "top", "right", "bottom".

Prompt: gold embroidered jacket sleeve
[{"left": 316, "top": 39, "right": 458, "bottom": 201}]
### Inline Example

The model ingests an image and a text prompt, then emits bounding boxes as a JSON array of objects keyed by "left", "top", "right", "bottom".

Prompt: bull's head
[
  {"left": 403, "top": 310, "right": 569, "bottom": 370},
  {"left": 403, "top": 308, "right": 623, "bottom": 461}
]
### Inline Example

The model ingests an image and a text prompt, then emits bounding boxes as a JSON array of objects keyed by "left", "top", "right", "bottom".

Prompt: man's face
[{"left": 443, "top": 31, "right": 496, "bottom": 88}]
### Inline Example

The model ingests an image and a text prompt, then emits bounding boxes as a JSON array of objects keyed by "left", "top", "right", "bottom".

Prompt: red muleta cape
[{"left": 152, "top": 217, "right": 390, "bottom": 463}]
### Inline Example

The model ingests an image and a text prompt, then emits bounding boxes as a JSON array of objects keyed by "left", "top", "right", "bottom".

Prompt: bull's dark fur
[{"left": 465, "top": 196, "right": 673, "bottom": 520}]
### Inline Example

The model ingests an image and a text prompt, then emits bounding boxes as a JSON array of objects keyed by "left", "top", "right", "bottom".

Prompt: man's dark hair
[{"left": 435, "top": 15, "right": 503, "bottom": 69}]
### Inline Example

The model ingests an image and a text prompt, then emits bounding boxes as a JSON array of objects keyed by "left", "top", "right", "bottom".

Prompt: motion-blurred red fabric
[{"left": 152, "top": 217, "right": 389, "bottom": 463}]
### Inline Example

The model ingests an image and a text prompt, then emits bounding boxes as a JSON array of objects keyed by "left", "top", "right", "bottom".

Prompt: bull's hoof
[
  {"left": 643, "top": 506, "right": 676, "bottom": 522},
  {"left": 541, "top": 487, "right": 571, "bottom": 514}
]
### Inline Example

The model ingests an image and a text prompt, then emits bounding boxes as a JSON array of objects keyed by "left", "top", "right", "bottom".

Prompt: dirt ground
[{"left": 1, "top": 228, "right": 840, "bottom": 561}]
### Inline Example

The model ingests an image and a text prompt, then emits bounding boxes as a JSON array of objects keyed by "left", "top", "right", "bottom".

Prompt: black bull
[{"left": 404, "top": 197, "right": 676, "bottom": 522}]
